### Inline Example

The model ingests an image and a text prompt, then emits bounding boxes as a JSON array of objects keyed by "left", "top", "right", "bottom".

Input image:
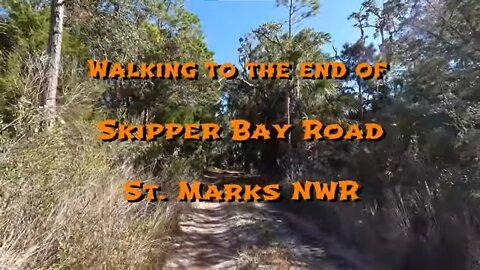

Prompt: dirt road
[
  {"left": 163, "top": 200, "right": 362, "bottom": 270},
  {"left": 163, "top": 170, "right": 373, "bottom": 269}
]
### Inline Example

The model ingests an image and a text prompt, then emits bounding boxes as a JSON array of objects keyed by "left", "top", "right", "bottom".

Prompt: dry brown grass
[
  {"left": 0, "top": 121, "right": 179, "bottom": 269},
  {"left": 0, "top": 55, "right": 179, "bottom": 269},
  {"left": 237, "top": 243, "right": 296, "bottom": 270}
]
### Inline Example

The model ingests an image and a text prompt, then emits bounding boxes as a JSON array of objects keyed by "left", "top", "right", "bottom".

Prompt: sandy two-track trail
[
  {"left": 164, "top": 201, "right": 372, "bottom": 269},
  {"left": 163, "top": 171, "right": 376, "bottom": 270}
]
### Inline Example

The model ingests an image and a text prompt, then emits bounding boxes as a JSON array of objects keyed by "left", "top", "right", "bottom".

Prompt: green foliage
[
  {"left": 1, "top": 0, "right": 479, "bottom": 267},
  {"left": 285, "top": 0, "right": 480, "bottom": 268},
  {"left": 0, "top": 0, "right": 218, "bottom": 171},
  {"left": 223, "top": 5, "right": 354, "bottom": 173}
]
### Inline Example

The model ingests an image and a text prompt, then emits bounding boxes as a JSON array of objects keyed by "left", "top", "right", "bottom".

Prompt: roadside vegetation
[{"left": 1, "top": 0, "right": 479, "bottom": 269}]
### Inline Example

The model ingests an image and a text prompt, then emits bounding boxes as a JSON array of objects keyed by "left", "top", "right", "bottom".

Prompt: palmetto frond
[{"left": 0, "top": 19, "right": 17, "bottom": 68}]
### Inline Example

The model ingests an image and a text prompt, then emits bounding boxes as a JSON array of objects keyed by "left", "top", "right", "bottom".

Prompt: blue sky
[{"left": 185, "top": 0, "right": 373, "bottom": 64}]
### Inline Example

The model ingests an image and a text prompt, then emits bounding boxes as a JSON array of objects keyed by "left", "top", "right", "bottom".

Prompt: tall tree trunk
[
  {"left": 357, "top": 78, "right": 364, "bottom": 119},
  {"left": 288, "top": 0, "right": 293, "bottom": 37},
  {"left": 286, "top": 0, "right": 294, "bottom": 146},
  {"left": 42, "top": 0, "right": 64, "bottom": 126}
]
